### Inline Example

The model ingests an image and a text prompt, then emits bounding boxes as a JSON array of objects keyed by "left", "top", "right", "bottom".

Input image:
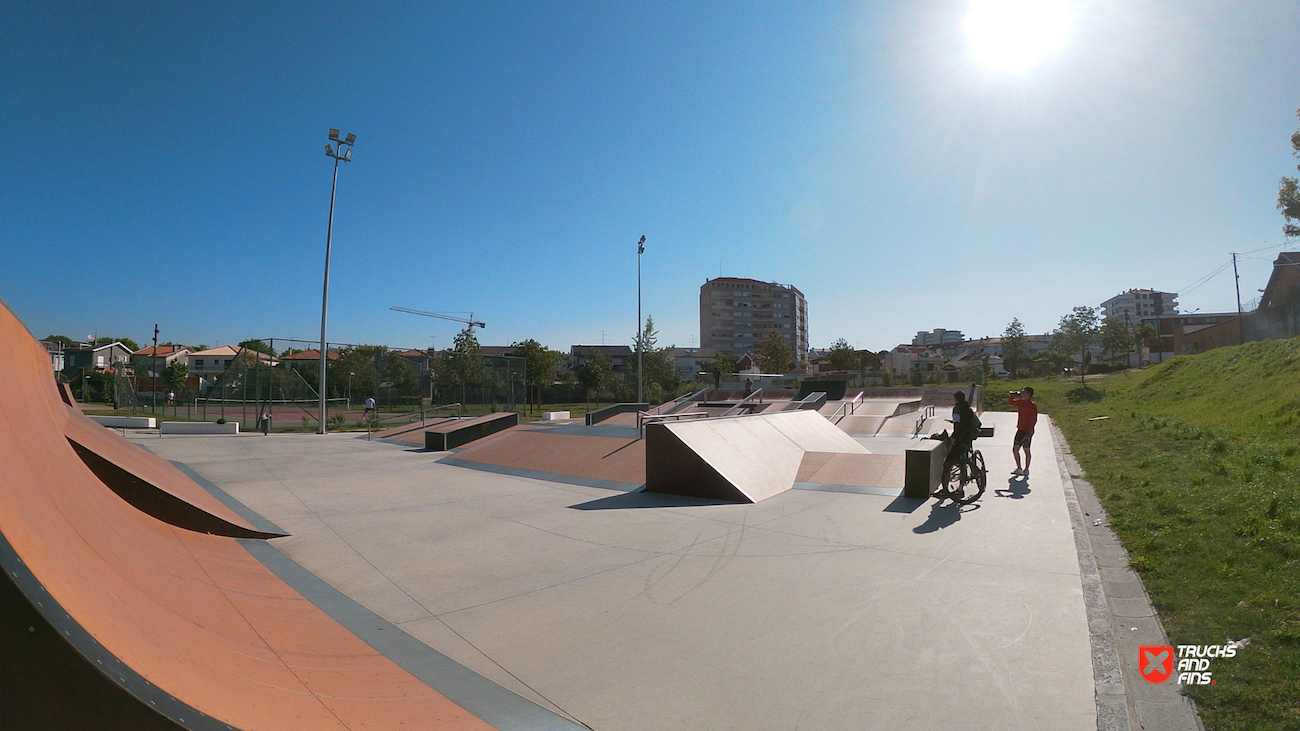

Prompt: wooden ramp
[{"left": 0, "top": 300, "right": 502, "bottom": 730}]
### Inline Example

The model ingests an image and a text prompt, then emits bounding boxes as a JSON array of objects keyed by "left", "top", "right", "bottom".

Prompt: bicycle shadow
[
  {"left": 913, "top": 500, "right": 979, "bottom": 533},
  {"left": 993, "top": 475, "right": 1031, "bottom": 499}
]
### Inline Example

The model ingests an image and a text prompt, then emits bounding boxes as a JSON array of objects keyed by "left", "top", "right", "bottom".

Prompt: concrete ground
[{"left": 132, "top": 411, "right": 1096, "bottom": 731}]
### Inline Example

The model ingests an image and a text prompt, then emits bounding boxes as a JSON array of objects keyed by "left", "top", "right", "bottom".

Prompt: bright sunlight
[{"left": 965, "top": 0, "right": 1072, "bottom": 72}]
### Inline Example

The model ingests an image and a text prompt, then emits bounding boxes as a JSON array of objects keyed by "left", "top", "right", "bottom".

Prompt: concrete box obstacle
[
  {"left": 0, "top": 300, "right": 503, "bottom": 730},
  {"left": 541, "top": 411, "right": 570, "bottom": 421},
  {"left": 425, "top": 412, "right": 519, "bottom": 450},
  {"left": 160, "top": 421, "right": 239, "bottom": 434},
  {"left": 89, "top": 415, "right": 157, "bottom": 428},
  {"left": 645, "top": 410, "right": 868, "bottom": 503}
]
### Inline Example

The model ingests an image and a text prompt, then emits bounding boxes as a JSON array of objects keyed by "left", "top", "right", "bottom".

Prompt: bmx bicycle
[{"left": 927, "top": 431, "right": 987, "bottom": 505}]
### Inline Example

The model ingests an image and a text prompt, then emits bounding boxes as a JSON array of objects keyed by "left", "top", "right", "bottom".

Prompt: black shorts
[{"left": 1014, "top": 429, "right": 1034, "bottom": 449}]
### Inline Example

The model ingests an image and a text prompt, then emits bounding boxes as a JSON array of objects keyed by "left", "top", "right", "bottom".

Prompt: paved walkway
[{"left": 132, "top": 411, "right": 1096, "bottom": 731}]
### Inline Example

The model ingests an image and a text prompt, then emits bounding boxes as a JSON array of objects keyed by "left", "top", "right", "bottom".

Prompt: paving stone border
[{"left": 1049, "top": 418, "right": 1205, "bottom": 731}]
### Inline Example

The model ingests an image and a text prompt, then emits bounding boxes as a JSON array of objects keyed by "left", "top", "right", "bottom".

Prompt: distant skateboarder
[
  {"left": 1008, "top": 387, "right": 1038, "bottom": 476},
  {"left": 363, "top": 396, "right": 376, "bottom": 418}
]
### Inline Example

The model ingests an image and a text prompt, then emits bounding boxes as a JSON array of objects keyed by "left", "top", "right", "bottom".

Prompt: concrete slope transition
[
  {"left": 0, "top": 299, "right": 499, "bottom": 730},
  {"left": 645, "top": 410, "right": 868, "bottom": 502}
]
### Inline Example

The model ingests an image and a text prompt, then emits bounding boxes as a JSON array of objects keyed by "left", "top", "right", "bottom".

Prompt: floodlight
[
  {"left": 325, "top": 144, "right": 335, "bottom": 156},
  {"left": 329, "top": 129, "right": 340, "bottom": 141},
  {"left": 344, "top": 133, "right": 356, "bottom": 145},
  {"left": 343, "top": 149, "right": 351, "bottom": 162}
]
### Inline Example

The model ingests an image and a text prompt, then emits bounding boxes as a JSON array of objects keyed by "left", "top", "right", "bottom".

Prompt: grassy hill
[{"left": 987, "top": 339, "right": 1300, "bottom": 731}]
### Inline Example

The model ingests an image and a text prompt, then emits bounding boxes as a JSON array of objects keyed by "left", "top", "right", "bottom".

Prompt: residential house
[
  {"left": 63, "top": 341, "right": 133, "bottom": 379},
  {"left": 669, "top": 347, "right": 718, "bottom": 381},
  {"left": 40, "top": 340, "right": 65, "bottom": 372},
  {"left": 568, "top": 345, "right": 633, "bottom": 376},
  {"left": 132, "top": 345, "right": 193, "bottom": 379}
]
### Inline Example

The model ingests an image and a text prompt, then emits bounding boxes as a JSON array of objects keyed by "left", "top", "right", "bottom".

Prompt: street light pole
[
  {"left": 319, "top": 128, "right": 356, "bottom": 434},
  {"left": 637, "top": 235, "right": 645, "bottom": 404}
]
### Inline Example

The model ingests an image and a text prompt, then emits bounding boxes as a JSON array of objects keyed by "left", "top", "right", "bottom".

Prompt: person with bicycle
[{"left": 934, "top": 390, "right": 981, "bottom": 500}]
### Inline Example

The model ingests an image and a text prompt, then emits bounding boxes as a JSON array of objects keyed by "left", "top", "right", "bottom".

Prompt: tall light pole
[
  {"left": 636, "top": 235, "right": 645, "bottom": 404},
  {"left": 320, "top": 128, "right": 356, "bottom": 434}
]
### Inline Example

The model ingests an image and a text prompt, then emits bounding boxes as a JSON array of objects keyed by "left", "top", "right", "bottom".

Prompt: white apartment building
[
  {"left": 1101, "top": 289, "right": 1179, "bottom": 323},
  {"left": 699, "top": 278, "right": 808, "bottom": 362}
]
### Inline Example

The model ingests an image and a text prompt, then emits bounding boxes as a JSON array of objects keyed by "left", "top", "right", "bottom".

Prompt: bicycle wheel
[
  {"left": 937, "top": 461, "right": 961, "bottom": 498},
  {"left": 956, "top": 451, "right": 987, "bottom": 504}
]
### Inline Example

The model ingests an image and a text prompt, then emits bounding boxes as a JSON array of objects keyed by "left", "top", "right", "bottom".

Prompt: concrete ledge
[
  {"left": 88, "top": 415, "right": 157, "bottom": 429},
  {"left": 425, "top": 413, "right": 518, "bottom": 451},
  {"left": 541, "top": 411, "right": 570, "bottom": 421},
  {"left": 903, "top": 438, "right": 948, "bottom": 499},
  {"left": 585, "top": 403, "right": 648, "bottom": 426},
  {"left": 160, "top": 421, "right": 240, "bottom": 435}
]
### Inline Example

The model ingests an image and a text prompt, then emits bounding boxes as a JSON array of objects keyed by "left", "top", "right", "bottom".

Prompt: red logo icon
[{"left": 1140, "top": 645, "right": 1174, "bottom": 683}]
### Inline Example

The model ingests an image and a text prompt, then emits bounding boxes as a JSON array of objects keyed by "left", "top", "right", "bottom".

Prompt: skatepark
[{"left": 1, "top": 299, "right": 1154, "bottom": 730}]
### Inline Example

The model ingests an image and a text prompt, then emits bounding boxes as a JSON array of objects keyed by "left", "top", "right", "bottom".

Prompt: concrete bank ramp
[
  {"left": 0, "top": 299, "right": 509, "bottom": 730},
  {"left": 645, "top": 410, "right": 867, "bottom": 503}
]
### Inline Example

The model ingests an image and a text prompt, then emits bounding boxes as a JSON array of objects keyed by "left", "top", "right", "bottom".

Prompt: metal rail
[
  {"left": 828, "top": 391, "right": 864, "bottom": 424},
  {"left": 654, "top": 387, "right": 709, "bottom": 416},
  {"left": 637, "top": 410, "right": 710, "bottom": 438},
  {"left": 913, "top": 404, "right": 936, "bottom": 437},
  {"left": 721, "top": 388, "right": 763, "bottom": 418}
]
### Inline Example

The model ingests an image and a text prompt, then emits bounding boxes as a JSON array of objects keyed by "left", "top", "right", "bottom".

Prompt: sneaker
[
  {"left": 1021, "top": 469, "right": 1029, "bottom": 477},
  {"left": 950, "top": 487, "right": 965, "bottom": 502},
  {"left": 1011, "top": 468, "right": 1024, "bottom": 476}
]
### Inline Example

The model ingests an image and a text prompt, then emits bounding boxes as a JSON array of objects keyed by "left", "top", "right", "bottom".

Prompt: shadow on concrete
[
  {"left": 912, "top": 502, "right": 965, "bottom": 533},
  {"left": 882, "top": 495, "right": 926, "bottom": 514},
  {"left": 569, "top": 491, "right": 734, "bottom": 510},
  {"left": 994, "top": 476, "right": 1031, "bottom": 499}
]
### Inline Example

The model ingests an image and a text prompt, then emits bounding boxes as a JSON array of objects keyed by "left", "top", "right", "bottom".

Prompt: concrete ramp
[
  {"left": 645, "top": 410, "right": 866, "bottom": 503},
  {"left": 796, "top": 451, "right": 906, "bottom": 490},
  {"left": 0, "top": 300, "right": 502, "bottom": 730}
]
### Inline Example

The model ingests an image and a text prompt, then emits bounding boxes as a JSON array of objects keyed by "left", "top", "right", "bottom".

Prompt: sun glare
[{"left": 965, "top": 0, "right": 1071, "bottom": 73}]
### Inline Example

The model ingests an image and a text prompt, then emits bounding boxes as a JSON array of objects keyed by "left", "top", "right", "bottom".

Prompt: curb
[{"left": 1050, "top": 418, "right": 1204, "bottom": 731}]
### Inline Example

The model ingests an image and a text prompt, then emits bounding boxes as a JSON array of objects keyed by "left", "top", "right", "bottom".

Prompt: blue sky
[{"left": 3, "top": 1, "right": 1298, "bottom": 353}]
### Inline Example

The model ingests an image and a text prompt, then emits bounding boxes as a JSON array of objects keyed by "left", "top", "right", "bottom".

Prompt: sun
[{"left": 965, "top": 0, "right": 1072, "bottom": 73}]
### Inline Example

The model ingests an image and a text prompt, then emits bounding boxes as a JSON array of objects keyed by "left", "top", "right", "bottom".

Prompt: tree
[
  {"left": 44, "top": 334, "right": 75, "bottom": 348},
  {"left": 828, "top": 338, "right": 857, "bottom": 372},
  {"left": 511, "top": 339, "right": 563, "bottom": 413},
  {"left": 754, "top": 332, "right": 793, "bottom": 374},
  {"left": 1132, "top": 323, "right": 1160, "bottom": 366},
  {"left": 1279, "top": 106, "right": 1300, "bottom": 238},
  {"left": 384, "top": 356, "right": 419, "bottom": 398},
  {"left": 96, "top": 336, "right": 141, "bottom": 351},
  {"left": 1001, "top": 318, "right": 1028, "bottom": 379},
  {"left": 239, "top": 339, "right": 276, "bottom": 356},
  {"left": 439, "top": 328, "right": 488, "bottom": 403},
  {"left": 1098, "top": 317, "right": 1134, "bottom": 364},
  {"left": 576, "top": 348, "right": 613, "bottom": 406},
  {"left": 162, "top": 360, "right": 188, "bottom": 393},
  {"left": 629, "top": 317, "right": 679, "bottom": 403},
  {"left": 1054, "top": 306, "right": 1100, "bottom": 385},
  {"left": 333, "top": 347, "right": 380, "bottom": 403},
  {"left": 703, "top": 350, "right": 737, "bottom": 386}
]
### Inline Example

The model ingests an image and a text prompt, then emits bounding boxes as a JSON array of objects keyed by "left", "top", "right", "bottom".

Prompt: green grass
[{"left": 986, "top": 340, "right": 1300, "bottom": 730}]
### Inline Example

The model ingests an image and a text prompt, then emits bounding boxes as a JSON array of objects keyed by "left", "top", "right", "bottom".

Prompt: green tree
[
  {"left": 1279, "top": 106, "right": 1300, "bottom": 238},
  {"left": 162, "top": 360, "right": 189, "bottom": 393},
  {"left": 629, "top": 316, "right": 679, "bottom": 403},
  {"left": 44, "top": 334, "right": 75, "bottom": 348},
  {"left": 96, "top": 336, "right": 141, "bottom": 351},
  {"left": 438, "top": 328, "right": 488, "bottom": 403},
  {"left": 239, "top": 339, "right": 276, "bottom": 356},
  {"left": 828, "top": 338, "right": 857, "bottom": 372},
  {"left": 754, "top": 332, "right": 793, "bottom": 374},
  {"left": 576, "top": 348, "right": 613, "bottom": 406},
  {"left": 1054, "top": 306, "right": 1100, "bottom": 385},
  {"left": 511, "top": 339, "right": 563, "bottom": 413},
  {"left": 1001, "top": 318, "right": 1028, "bottom": 378},
  {"left": 384, "top": 356, "right": 419, "bottom": 398},
  {"left": 1098, "top": 317, "right": 1134, "bottom": 363},
  {"left": 702, "top": 350, "right": 737, "bottom": 387},
  {"left": 333, "top": 347, "right": 380, "bottom": 403},
  {"left": 1132, "top": 323, "right": 1161, "bottom": 366},
  {"left": 858, "top": 350, "right": 882, "bottom": 373}
]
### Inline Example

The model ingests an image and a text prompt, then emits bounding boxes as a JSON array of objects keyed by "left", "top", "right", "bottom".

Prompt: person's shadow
[{"left": 994, "top": 475, "right": 1031, "bottom": 499}]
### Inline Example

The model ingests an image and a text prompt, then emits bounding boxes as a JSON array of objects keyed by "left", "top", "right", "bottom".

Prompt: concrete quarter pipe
[{"left": 0, "top": 301, "right": 503, "bottom": 730}]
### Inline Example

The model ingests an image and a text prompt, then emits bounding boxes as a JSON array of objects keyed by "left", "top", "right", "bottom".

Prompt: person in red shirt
[{"left": 1008, "top": 387, "right": 1038, "bottom": 476}]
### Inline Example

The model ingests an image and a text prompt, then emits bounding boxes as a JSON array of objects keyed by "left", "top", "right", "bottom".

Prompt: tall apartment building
[
  {"left": 1101, "top": 289, "right": 1179, "bottom": 322},
  {"left": 911, "top": 328, "right": 965, "bottom": 348},
  {"left": 699, "top": 278, "right": 808, "bottom": 362}
]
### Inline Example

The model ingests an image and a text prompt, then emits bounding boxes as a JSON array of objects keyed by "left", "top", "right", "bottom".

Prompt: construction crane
[{"left": 389, "top": 306, "right": 486, "bottom": 329}]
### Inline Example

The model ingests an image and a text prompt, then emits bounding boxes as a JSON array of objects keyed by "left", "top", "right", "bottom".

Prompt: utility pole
[
  {"left": 637, "top": 235, "right": 645, "bottom": 405},
  {"left": 1232, "top": 252, "right": 1243, "bottom": 345},
  {"left": 320, "top": 128, "right": 357, "bottom": 434},
  {"left": 153, "top": 324, "right": 159, "bottom": 413}
]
